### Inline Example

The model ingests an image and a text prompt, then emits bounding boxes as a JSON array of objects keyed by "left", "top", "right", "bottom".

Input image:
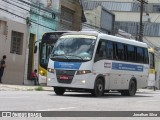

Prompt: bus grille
[{"left": 56, "top": 70, "right": 76, "bottom": 84}]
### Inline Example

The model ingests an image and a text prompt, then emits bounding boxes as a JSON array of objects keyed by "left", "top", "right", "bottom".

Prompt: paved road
[{"left": 0, "top": 90, "right": 160, "bottom": 120}]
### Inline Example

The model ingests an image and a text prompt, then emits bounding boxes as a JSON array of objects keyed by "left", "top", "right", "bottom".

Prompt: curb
[{"left": 0, "top": 84, "right": 53, "bottom": 91}]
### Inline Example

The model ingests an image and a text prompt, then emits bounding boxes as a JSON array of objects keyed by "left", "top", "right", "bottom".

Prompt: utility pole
[{"left": 137, "top": 0, "right": 148, "bottom": 42}]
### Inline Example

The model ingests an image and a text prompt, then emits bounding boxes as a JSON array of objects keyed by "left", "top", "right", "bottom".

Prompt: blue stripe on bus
[
  {"left": 112, "top": 62, "right": 143, "bottom": 72},
  {"left": 54, "top": 62, "right": 81, "bottom": 70}
]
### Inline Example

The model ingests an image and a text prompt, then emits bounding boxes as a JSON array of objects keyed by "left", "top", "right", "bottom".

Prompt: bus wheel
[
  {"left": 91, "top": 78, "right": 104, "bottom": 97},
  {"left": 125, "top": 80, "right": 136, "bottom": 96},
  {"left": 54, "top": 87, "right": 65, "bottom": 95}
]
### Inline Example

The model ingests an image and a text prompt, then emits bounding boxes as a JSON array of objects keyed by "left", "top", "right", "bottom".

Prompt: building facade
[
  {"left": 59, "top": 0, "right": 82, "bottom": 31},
  {"left": 83, "top": 5, "right": 115, "bottom": 34},
  {"left": 0, "top": 0, "right": 29, "bottom": 84},
  {"left": 84, "top": 0, "right": 160, "bottom": 47},
  {"left": 0, "top": 0, "right": 84, "bottom": 85},
  {"left": 24, "top": 0, "right": 59, "bottom": 85},
  {"left": 24, "top": 0, "right": 83, "bottom": 85}
]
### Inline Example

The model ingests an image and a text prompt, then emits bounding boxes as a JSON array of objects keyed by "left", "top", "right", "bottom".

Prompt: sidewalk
[
  {"left": 136, "top": 87, "right": 160, "bottom": 94},
  {"left": 0, "top": 84, "right": 53, "bottom": 91}
]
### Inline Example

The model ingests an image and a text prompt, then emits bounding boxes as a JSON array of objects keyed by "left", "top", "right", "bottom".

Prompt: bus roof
[
  {"left": 43, "top": 31, "right": 74, "bottom": 35},
  {"left": 62, "top": 31, "right": 148, "bottom": 48}
]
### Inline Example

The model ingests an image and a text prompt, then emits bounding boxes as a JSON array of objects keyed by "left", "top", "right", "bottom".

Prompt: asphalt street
[{"left": 0, "top": 90, "right": 160, "bottom": 120}]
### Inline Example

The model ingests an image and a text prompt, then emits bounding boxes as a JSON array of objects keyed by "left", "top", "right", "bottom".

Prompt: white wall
[{"left": 0, "top": 0, "right": 30, "bottom": 24}]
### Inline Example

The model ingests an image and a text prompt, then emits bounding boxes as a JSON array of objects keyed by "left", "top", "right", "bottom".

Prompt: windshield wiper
[
  {"left": 66, "top": 55, "right": 84, "bottom": 60},
  {"left": 50, "top": 55, "right": 69, "bottom": 59}
]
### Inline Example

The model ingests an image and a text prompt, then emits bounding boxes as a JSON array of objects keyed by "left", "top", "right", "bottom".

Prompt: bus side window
[
  {"left": 137, "top": 47, "right": 144, "bottom": 63},
  {"left": 95, "top": 40, "right": 106, "bottom": 62},
  {"left": 115, "top": 42, "right": 125, "bottom": 61},
  {"left": 106, "top": 41, "right": 114, "bottom": 60},
  {"left": 127, "top": 45, "right": 135, "bottom": 62}
]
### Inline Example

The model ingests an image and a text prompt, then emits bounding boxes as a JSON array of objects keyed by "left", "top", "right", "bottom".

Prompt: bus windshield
[
  {"left": 40, "top": 42, "right": 54, "bottom": 65},
  {"left": 40, "top": 32, "right": 66, "bottom": 69},
  {"left": 50, "top": 35, "right": 96, "bottom": 62}
]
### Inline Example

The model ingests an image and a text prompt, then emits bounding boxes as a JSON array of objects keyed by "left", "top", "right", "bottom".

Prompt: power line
[
  {"left": 1, "top": 0, "right": 85, "bottom": 30},
  {"left": 2, "top": 0, "right": 58, "bottom": 21},
  {"left": 0, "top": 7, "right": 56, "bottom": 31},
  {"left": 0, "top": 5, "right": 81, "bottom": 31},
  {"left": 0, "top": 3, "right": 24, "bottom": 16},
  {"left": 1, "top": 0, "right": 93, "bottom": 32},
  {"left": 16, "top": 0, "right": 59, "bottom": 14}
]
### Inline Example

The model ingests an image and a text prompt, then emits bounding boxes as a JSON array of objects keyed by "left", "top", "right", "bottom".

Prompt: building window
[
  {"left": 10, "top": 31, "right": 24, "bottom": 55},
  {"left": 67, "top": 0, "right": 75, "bottom": 3},
  {"left": 0, "top": 20, "right": 7, "bottom": 35},
  {"left": 60, "top": 7, "right": 74, "bottom": 30},
  {"left": 153, "top": 5, "right": 160, "bottom": 12}
]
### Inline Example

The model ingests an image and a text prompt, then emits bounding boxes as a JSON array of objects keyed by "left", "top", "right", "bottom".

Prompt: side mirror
[{"left": 34, "top": 46, "right": 37, "bottom": 53}]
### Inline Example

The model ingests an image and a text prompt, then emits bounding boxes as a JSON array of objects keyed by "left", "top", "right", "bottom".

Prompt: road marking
[{"left": 36, "top": 107, "right": 77, "bottom": 111}]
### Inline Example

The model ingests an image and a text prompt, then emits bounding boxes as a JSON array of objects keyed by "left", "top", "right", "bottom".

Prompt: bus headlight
[
  {"left": 39, "top": 70, "right": 45, "bottom": 76},
  {"left": 48, "top": 78, "right": 51, "bottom": 81},
  {"left": 47, "top": 68, "right": 55, "bottom": 73},
  {"left": 40, "top": 70, "right": 43, "bottom": 74},
  {"left": 76, "top": 70, "right": 91, "bottom": 75}
]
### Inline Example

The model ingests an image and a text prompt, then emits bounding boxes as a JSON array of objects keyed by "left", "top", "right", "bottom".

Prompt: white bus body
[{"left": 47, "top": 31, "right": 149, "bottom": 97}]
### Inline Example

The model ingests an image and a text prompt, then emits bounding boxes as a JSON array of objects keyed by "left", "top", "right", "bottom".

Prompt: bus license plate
[{"left": 60, "top": 76, "right": 69, "bottom": 80}]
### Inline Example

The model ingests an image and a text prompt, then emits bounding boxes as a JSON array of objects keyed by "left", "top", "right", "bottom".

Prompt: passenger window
[
  {"left": 115, "top": 43, "right": 125, "bottom": 61},
  {"left": 106, "top": 41, "right": 114, "bottom": 59},
  {"left": 137, "top": 47, "right": 144, "bottom": 63},
  {"left": 127, "top": 45, "right": 135, "bottom": 62},
  {"left": 95, "top": 40, "right": 106, "bottom": 61}
]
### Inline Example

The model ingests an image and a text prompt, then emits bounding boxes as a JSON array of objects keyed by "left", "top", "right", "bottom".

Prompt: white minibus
[{"left": 47, "top": 31, "right": 149, "bottom": 97}]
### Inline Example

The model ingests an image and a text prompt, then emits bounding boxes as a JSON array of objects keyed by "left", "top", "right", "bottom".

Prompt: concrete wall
[
  {"left": 0, "top": 0, "right": 29, "bottom": 84},
  {"left": 85, "top": 6, "right": 101, "bottom": 28},
  {"left": 0, "top": 18, "right": 27, "bottom": 85},
  {"left": 84, "top": 6, "right": 115, "bottom": 34}
]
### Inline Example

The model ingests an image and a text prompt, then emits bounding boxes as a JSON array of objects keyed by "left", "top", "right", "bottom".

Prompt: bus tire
[
  {"left": 54, "top": 87, "right": 65, "bottom": 95},
  {"left": 123, "top": 80, "right": 136, "bottom": 96},
  {"left": 91, "top": 78, "right": 104, "bottom": 97}
]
